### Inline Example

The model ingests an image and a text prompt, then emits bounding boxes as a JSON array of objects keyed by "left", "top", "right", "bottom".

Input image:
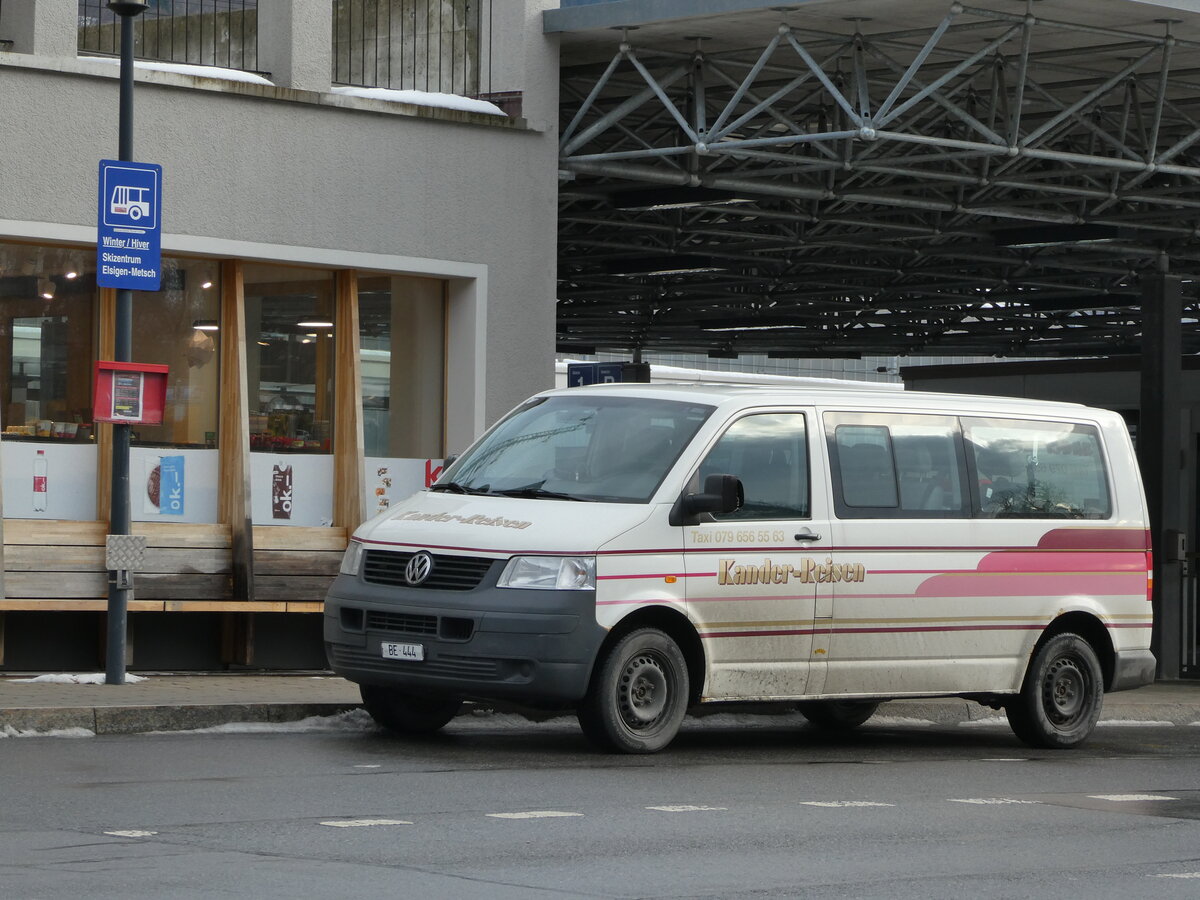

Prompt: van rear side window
[
  {"left": 964, "top": 418, "right": 1111, "bottom": 519},
  {"left": 827, "top": 413, "right": 968, "bottom": 518}
]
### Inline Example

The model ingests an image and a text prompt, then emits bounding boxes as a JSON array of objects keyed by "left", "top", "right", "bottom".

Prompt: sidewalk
[{"left": 1, "top": 673, "right": 1198, "bottom": 736}]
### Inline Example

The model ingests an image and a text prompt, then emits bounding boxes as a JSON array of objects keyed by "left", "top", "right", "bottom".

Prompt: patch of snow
[
  {"left": 866, "top": 715, "right": 937, "bottom": 727},
  {"left": 1096, "top": 720, "right": 1175, "bottom": 727},
  {"left": 11, "top": 673, "right": 147, "bottom": 684},
  {"left": 958, "top": 717, "right": 1009, "bottom": 727},
  {"left": 1, "top": 725, "right": 95, "bottom": 739},
  {"left": 153, "top": 708, "right": 376, "bottom": 735},
  {"left": 80, "top": 56, "right": 273, "bottom": 85},
  {"left": 332, "top": 85, "right": 506, "bottom": 116}
]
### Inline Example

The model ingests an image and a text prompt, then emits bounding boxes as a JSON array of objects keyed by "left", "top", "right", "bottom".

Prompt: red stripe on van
[{"left": 1036, "top": 528, "right": 1151, "bottom": 551}]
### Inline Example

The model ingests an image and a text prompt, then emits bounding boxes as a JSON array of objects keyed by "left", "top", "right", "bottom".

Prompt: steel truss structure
[{"left": 557, "top": 2, "right": 1200, "bottom": 358}]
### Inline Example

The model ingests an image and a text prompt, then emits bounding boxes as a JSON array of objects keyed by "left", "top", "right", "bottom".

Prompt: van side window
[
  {"left": 697, "top": 413, "right": 810, "bottom": 520},
  {"left": 834, "top": 425, "right": 898, "bottom": 508},
  {"left": 964, "top": 418, "right": 1111, "bottom": 519},
  {"left": 827, "top": 413, "right": 969, "bottom": 518}
]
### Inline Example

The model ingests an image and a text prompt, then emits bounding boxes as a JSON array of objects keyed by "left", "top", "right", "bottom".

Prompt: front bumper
[{"left": 323, "top": 570, "right": 607, "bottom": 706}]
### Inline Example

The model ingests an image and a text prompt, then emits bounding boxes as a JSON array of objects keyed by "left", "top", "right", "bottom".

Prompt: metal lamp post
[{"left": 105, "top": 0, "right": 149, "bottom": 686}]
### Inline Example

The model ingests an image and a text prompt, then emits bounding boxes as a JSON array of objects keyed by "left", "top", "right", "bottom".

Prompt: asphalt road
[{"left": 1, "top": 712, "right": 1199, "bottom": 899}]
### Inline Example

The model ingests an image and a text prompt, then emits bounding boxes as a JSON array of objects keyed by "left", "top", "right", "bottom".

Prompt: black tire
[
  {"left": 797, "top": 700, "right": 880, "bottom": 731},
  {"left": 1005, "top": 633, "right": 1104, "bottom": 749},
  {"left": 360, "top": 685, "right": 462, "bottom": 735},
  {"left": 577, "top": 627, "right": 689, "bottom": 754}
]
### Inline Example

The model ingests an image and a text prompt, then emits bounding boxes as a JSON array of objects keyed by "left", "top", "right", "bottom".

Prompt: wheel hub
[
  {"left": 619, "top": 653, "right": 668, "bottom": 728},
  {"left": 1043, "top": 657, "right": 1086, "bottom": 724}
]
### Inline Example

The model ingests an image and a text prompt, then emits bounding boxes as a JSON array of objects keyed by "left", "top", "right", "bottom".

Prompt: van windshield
[{"left": 435, "top": 395, "right": 715, "bottom": 503}]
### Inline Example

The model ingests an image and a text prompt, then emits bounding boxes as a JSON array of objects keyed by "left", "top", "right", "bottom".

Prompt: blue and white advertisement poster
[
  {"left": 141, "top": 454, "right": 185, "bottom": 517},
  {"left": 97, "top": 159, "right": 162, "bottom": 290}
]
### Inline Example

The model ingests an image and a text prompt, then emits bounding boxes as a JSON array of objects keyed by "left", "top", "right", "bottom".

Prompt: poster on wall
[
  {"left": 249, "top": 454, "right": 334, "bottom": 527},
  {"left": 140, "top": 454, "right": 185, "bottom": 516},
  {"left": 1, "top": 443, "right": 99, "bottom": 520},
  {"left": 364, "top": 458, "right": 444, "bottom": 517},
  {"left": 130, "top": 447, "right": 218, "bottom": 523}
]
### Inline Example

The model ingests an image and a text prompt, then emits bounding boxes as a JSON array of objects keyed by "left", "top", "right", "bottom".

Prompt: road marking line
[
  {"left": 104, "top": 830, "right": 157, "bottom": 838},
  {"left": 486, "top": 811, "right": 584, "bottom": 820},
  {"left": 1088, "top": 794, "right": 1179, "bottom": 802},
  {"left": 948, "top": 798, "right": 1041, "bottom": 805},
  {"left": 320, "top": 819, "right": 413, "bottom": 827},
  {"left": 799, "top": 801, "right": 895, "bottom": 808},
  {"left": 646, "top": 805, "right": 728, "bottom": 812}
]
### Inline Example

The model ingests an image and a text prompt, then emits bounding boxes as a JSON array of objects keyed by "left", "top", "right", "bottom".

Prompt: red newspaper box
[{"left": 93, "top": 361, "right": 169, "bottom": 425}]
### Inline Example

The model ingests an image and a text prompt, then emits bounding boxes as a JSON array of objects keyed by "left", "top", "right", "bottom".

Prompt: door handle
[{"left": 794, "top": 530, "right": 822, "bottom": 542}]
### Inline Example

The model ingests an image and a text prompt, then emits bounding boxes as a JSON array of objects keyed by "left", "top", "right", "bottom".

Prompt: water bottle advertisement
[{"left": 0, "top": 443, "right": 99, "bottom": 520}]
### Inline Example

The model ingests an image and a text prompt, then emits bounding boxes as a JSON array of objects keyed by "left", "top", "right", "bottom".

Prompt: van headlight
[
  {"left": 340, "top": 541, "right": 366, "bottom": 576},
  {"left": 498, "top": 556, "right": 596, "bottom": 591}
]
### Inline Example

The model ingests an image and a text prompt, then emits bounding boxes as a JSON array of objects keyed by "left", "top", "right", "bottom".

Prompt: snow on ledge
[
  {"left": 2, "top": 725, "right": 96, "bottom": 739},
  {"left": 76, "top": 59, "right": 506, "bottom": 116},
  {"left": 332, "top": 85, "right": 506, "bottom": 117},
  {"left": 12, "top": 673, "right": 148, "bottom": 684},
  {"left": 80, "top": 56, "right": 273, "bottom": 85}
]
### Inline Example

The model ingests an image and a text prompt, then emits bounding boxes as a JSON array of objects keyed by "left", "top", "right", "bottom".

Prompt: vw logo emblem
[{"left": 405, "top": 551, "right": 434, "bottom": 586}]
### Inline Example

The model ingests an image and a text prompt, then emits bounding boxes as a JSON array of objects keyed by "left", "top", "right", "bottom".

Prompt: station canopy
[{"left": 550, "top": 0, "right": 1200, "bottom": 359}]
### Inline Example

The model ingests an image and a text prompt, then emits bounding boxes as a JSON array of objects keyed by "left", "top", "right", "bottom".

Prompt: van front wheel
[
  {"left": 578, "top": 628, "right": 689, "bottom": 754},
  {"left": 1005, "top": 633, "right": 1103, "bottom": 749},
  {"left": 360, "top": 685, "right": 462, "bottom": 735}
]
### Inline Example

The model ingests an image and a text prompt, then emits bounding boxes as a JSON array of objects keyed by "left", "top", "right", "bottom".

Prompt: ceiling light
[
  {"left": 991, "top": 224, "right": 1124, "bottom": 248},
  {"left": 38, "top": 278, "right": 55, "bottom": 299},
  {"left": 610, "top": 186, "right": 755, "bottom": 210},
  {"left": 192, "top": 319, "right": 219, "bottom": 331},
  {"left": 201, "top": 281, "right": 213, "bottom": 289},
  {"left": 603, "top": 255, "right": 726, "bottom": 277},
  {"left": 297, "top": 319, "right": 333, "bottom": 328},
  {"left": 65, "top": 271, "right": 78, "bottom": 280}
]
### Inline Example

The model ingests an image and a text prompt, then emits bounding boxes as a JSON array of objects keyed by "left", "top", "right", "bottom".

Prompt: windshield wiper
[
  {"left": 429, "top": 481, "right": 492, "bottom": 495},
  {"left": 492, "top": 486, "right": 593, "bottom": 502}
]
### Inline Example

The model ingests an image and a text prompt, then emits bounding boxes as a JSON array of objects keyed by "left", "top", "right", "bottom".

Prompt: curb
[{"left": 0, "top": 703, "right": 361, "bottom": 735}]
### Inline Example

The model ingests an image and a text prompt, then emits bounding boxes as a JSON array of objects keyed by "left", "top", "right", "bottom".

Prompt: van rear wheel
[
  {"left": 578, "top": 627, "right": 689, "bottom": 754},
  {"left": 360, "top": 685, "right": 462, "bottom": 734},
  {"left": 797, "top": 700, "right": 880, "bottom": 730},
  {"left": 1005, "top": 633, "right": 1103, "bottom": 749}
]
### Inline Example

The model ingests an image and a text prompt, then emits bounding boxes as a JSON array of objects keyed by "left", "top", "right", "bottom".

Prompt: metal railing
[
  {"left": 332, "top": 0, "right": 492, "bottom": 98},
  {"left": 77, "top": 1, "right": 258, "bottom": 72}
]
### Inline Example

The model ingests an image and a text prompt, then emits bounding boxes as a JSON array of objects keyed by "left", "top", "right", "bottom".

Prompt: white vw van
[{"left": 324, "top": 384, "right": 1156, "bottom": 753}]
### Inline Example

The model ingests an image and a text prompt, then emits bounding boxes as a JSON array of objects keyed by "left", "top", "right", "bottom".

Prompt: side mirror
[{"left": 672, "top": 474, "right": 743, "bottom": 524}]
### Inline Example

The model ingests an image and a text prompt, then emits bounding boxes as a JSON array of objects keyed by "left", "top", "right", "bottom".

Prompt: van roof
[{"left": 541, "top": 381, "right": 1102, "bottom": 417}]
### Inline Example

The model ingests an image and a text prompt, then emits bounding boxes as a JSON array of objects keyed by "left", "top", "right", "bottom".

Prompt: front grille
[
  {"left": 363, "top": 550, "right": 495, "bottom": 591},
  {"left": 329, "top": 644, "right": 505, "bottom": 679},
  {"left": 366, "top": 611, "right": 438, "bottom": 636}
]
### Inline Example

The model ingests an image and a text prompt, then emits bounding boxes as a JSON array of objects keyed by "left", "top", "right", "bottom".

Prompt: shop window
[
  {"left": 358, "top": 274, "right": 445, "bottom": 516},
  {"left": 245, "top": 263, "right": 336, "bottom": 527},
  {"left": 129, "top": 258, "right": 220, "bottom": 448},
  {"left": 0, "top": 242, "right": 98, "bottom": 520},
  {"left": 128, "top": 257, "right": 222, "bottom": 523}
]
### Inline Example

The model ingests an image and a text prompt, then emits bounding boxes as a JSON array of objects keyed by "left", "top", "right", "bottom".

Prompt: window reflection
[
  {"left": 130, "top": 257, "right": 220, "bottom": 448},
  {"left": 244, "top": 264, "right": 335, "bottom": 454},
  {"left": 358, "top": 274, "right": 444, "bottom": 459},
  {"left": 1, "top": 243, "right": 96, "bottom": 442}
]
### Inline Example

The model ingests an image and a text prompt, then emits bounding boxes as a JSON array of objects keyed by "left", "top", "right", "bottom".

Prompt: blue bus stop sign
[{"left": 97, "top": 159, "right": 162, "bottom": 290}]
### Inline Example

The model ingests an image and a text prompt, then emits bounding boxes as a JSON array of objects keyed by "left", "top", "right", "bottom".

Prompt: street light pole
[{"left": 105, "top": 1, "right": 149, "bottom": 686}]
